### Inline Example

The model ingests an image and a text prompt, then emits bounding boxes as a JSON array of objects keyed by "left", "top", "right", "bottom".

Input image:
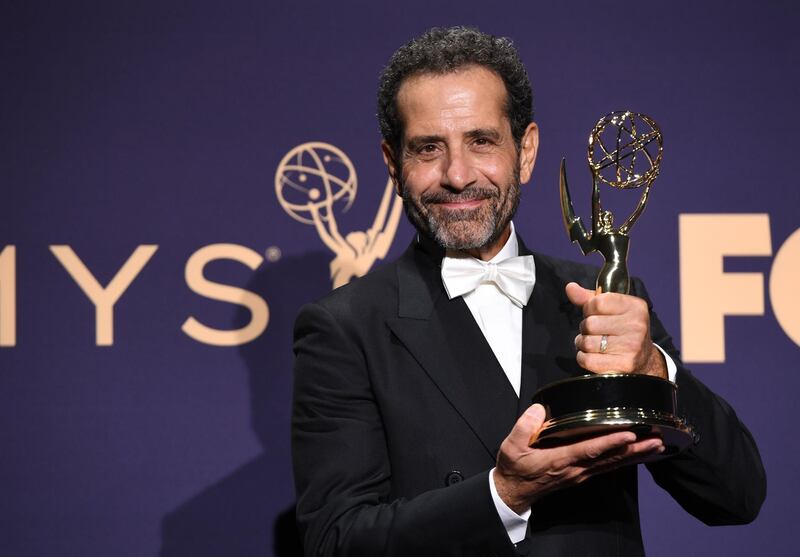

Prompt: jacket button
[{"left": 444, "top": 470, "right": 464, "bottom": 486}]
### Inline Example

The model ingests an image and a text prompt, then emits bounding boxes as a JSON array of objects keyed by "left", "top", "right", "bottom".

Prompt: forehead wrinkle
[{"left": 396, "top": 66, "right": 510, "bottom": 142}]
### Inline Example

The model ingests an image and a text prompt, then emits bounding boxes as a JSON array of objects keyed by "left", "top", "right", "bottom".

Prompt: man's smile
[{"left": 435, "top": 198, "right": 487, "bottom": 210}]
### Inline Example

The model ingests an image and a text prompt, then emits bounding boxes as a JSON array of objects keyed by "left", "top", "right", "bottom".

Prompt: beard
[{"left": 400, "top": 167, "right": 521, "bottom": 251}]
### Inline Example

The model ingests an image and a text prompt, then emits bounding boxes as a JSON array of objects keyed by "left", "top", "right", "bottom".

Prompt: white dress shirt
[{"left": 442, "top": 222, "right": 677, "bottom": 544}]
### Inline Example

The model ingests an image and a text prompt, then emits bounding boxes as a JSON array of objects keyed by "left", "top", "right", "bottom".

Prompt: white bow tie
[{"left": 441, "top": 254, "right": 535, "bottom": 308}]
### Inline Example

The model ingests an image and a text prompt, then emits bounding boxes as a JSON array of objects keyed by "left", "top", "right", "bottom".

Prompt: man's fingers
[
  {"left": 592, "top": 436, "right": 663, "bottom": 463},
  {"left": 507, "top": 403, "right": 546, "bottom": 448},
  {"left": 583, "top": 438, "right": 666, "bottom": 474},
  {"left": 564, "top": 430, "right": 637, "bottom": 462},
  {"left": 566, "top": 436, "right": 664, "bottom": 479},
  {"left": 565, "top": 282, "right": 595, "bottom": 309},
  {"left": 574, "top": 330, "right": 638, "bottom": 373},
  {"left": 574, "top": 333, "right": 620, "bottom": 354},
  {"left": 576, "top": 350, "right": 639, "bottom": 373},
  {"left": 582, "top": 292, "right": 630, "bottom": 317},
  {"left": 498, "top": 424, "right": 664, "bottom": 504},
  {"left": 579, "top": 314, "right": 630, "bottom": 336},
  {"left": 583, "top": 291, "right": 649, "bottom": 317}
]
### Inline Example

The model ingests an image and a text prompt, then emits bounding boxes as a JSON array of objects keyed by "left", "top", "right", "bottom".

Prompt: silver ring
[{"left": 599, "top": 335, "right": 608, "bottom": 354}]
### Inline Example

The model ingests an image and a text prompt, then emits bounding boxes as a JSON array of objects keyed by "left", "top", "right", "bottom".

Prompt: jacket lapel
[
  {"left": 386, "top": 239, "right": 519, "bottom": 459},
  {"left": 385, "top": 235, "right": 588, "bottom": 456},
  {"left": 517, "top": 239, "right": 587, "bottom": 415}
]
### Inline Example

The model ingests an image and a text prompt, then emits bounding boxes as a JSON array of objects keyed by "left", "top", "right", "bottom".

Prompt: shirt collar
[{"left": 488, "top": 221, "right": 519, "bottom": 263}]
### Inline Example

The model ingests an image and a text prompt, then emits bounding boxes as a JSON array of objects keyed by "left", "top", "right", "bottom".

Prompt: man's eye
[
  {"left": 416, "top": 144, "right": 439, "bottom": 155},
  {"left": 473, "top": 137, "right": 492, "bottom": 146}
]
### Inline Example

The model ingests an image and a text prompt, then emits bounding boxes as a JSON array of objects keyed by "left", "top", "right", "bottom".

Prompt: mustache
[{"left": 419, "top": 187, "right": 498, "bottom": 204}]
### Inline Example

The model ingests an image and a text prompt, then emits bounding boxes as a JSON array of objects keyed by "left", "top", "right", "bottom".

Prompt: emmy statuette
[{"left": 531, "top": 111, "right": 693, "bottom": 455}]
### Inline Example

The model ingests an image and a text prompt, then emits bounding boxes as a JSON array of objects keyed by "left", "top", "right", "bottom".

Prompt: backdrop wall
[{"left": 2, "top": 1, "right": 797, "bottom": 555}]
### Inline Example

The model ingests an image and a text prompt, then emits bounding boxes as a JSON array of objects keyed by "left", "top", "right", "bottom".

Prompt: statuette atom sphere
[{"left": 589, "top": 111, "right": 663, "bottom": 190}]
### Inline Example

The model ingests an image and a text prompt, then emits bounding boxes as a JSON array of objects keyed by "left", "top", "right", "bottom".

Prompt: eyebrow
[
  {"left": 405, "top": 135, "right": 445, "bottom": 151},
  {"left": 465, "top": 128, "right": 502, "bottom": 142},
  {"left": 405, "top": 128, "right": 503, "bottom": 150}
]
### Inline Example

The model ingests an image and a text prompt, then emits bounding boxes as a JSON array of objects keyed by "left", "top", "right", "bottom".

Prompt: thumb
[
  {"left": 565, "top": 281, "right": 595, "bottom": 308},
  {"left": 507, "top": 403, "right": 546, "bottom": 448}
]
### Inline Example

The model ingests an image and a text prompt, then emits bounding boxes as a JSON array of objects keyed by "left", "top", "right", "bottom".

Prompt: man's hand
[
  {"left": 566, "top": 282, "right": 666, "bottom": 378},
  {"left": 493, "top": 404, "right": 665, "bottom": 513}
]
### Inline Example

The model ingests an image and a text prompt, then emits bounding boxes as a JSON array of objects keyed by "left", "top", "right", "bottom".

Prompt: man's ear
[
  {"left": 381, "top": 141, "right": 402, "bottom": 195},
  {"left": 518, "top": 122, "right": 539, "bottom": 184}
]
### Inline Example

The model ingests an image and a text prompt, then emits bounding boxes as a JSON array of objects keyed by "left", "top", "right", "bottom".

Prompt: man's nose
[{"left": 441, "top": 149, "right": 476, "bottom": 191}]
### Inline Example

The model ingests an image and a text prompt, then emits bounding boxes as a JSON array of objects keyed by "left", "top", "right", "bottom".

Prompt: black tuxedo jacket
[{"left": 292, "top": 235, "right": 765, "bottom": 557}]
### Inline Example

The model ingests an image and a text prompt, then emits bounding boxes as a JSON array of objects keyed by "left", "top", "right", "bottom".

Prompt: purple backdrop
[{"left": 2, "top": 1, "right": 797, "bottom": 555}]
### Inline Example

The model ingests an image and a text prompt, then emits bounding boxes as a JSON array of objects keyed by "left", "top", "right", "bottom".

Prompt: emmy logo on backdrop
[{"left": 275, "top": 142, "right": 403, "bottom": 288}]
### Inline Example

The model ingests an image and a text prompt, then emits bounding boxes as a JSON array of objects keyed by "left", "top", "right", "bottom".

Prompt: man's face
[{"left": 383, "top": 65, "right": 538, "bottom": 257}]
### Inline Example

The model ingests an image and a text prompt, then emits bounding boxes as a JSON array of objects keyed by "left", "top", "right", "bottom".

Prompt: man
[{"left": 292, "top": 27, "right": 765, "bottom": 556}]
